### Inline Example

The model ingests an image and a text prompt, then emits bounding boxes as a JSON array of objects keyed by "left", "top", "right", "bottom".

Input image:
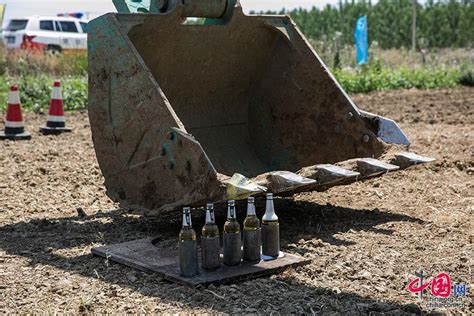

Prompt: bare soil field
[{"left": 1, "top": 87, "right": 472, "bottom": 314}]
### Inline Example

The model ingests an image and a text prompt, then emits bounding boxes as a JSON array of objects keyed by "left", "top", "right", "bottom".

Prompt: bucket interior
[{"left": 127, "top": 15, "right": 384, "bottom": 177}]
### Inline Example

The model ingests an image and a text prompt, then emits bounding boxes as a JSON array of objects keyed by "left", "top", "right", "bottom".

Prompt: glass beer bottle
[
  {"left": 261, "top": 193, "right": 280, "bottom": 258},
  {"left": 223, "top": 200, "right": 241, "bottom": 266},
  {"left": 201, "top": 203, "right": 221, "bottom": 270},
  {"left": 179, "top": 207, "right": 198, "bottom": 276},
  {"left": 243, "top": 196, "right": 261, "bottom": 262}
]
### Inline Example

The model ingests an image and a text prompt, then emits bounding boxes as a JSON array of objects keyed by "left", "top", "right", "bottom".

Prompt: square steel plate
[{"left": 92, "top": 238, "right": 310, "bottom": 287}]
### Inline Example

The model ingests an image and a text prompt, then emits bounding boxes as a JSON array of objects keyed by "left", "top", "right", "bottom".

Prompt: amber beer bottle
[
  {"left": 223, "top": 200, "right": 241, "bottom": 266},
  {"left": 178, "top": 207, "right": 199, "bottom": 277},
  {"left": 243, "top": 197, "right": 261, "bottom": 262},
  {"left": 261, "top": 193, "right": 280, "bottom": 258},
  {"left": 201, "top": 203, "right": 220, "bottom": 270}
]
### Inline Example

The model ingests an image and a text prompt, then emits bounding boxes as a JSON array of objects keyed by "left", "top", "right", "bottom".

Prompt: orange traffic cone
[
  {"left": 40, "top": 80, "right": 72, "bottom": 135},
  {"left": 0, "top": 85, "right": 31, "bottom": 140}
]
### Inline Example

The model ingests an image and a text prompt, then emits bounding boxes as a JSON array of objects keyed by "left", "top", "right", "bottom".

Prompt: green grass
[
  {"left": 333, "top": 60, "right": 461, "bottom": 94},
  {"left": 0, "top": 48, "right": 88, "bottom": 112},
  {"left": 0, "top": 75, "right": 87, "bottom": 112},
  {"left": 0, "top": 58, "right": 470, "bottom": 113}
]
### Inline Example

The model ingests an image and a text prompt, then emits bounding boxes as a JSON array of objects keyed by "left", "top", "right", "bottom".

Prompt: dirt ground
[{"left": 0, "top": 87, "right": 472, "bottom": 314}]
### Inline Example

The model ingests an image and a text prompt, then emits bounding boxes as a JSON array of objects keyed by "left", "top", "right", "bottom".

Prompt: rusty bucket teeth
[
  {"left": 356, "top": 158, "right": 400, "bottom": 177},
  {"left": 250, "top": 152, "right": 435, "bottom": 198},
  {"left": 392, "top": 152, "right": 436, "bottom": 169}
]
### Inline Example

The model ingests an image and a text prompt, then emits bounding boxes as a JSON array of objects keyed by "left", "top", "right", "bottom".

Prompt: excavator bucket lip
[{"left": 222, "top": 151, "right": 435, "bottom": 202}]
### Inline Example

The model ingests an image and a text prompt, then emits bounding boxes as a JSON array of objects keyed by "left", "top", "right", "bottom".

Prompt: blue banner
[{"left": 355, "top": 16, "right": 368, "bottom": 65}]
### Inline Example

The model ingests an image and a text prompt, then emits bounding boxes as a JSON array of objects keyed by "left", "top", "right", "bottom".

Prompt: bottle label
[
  {"left": 243, "top": 226, "right": 260, "bottom": 231},
  {"left": 185, "top": 213, "right": 191, "bottom": 226},
  {"left": 262, "top": 220, "right": 279, "bottom": 226}
]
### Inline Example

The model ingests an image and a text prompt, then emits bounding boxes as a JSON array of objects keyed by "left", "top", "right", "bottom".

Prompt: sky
[{"left": 1, "top": 0, "right": 342, "bottom": 26}]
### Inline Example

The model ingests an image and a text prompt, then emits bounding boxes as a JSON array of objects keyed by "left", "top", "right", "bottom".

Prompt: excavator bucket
[{"left": 88, "top": 0, "right": 434, "bottom": 215}]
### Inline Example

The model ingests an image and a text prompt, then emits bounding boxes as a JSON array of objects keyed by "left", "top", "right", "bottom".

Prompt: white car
[{"left": 2, "top": 16, "right": 87, "bottom": 54}]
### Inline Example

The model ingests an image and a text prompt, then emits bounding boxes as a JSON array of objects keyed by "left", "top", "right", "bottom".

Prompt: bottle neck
[
  {"left": 182, "top": 211, "right": 191, "bottom": 227},
  {"left": 247, "top": 201, "right": 255, "bottom": 216},
  {"left": 205, "top": 209, "right": 215, "bottom": 223},
  {"left": 227, "top": 205, "right": 236, "bottom": 220},
  {"left": 263, "top": 196, "right": 278, "bottom": 221}
]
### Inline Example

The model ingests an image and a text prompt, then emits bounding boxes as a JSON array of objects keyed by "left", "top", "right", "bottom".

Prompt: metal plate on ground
[{"left": 91, "top": 238, "right": 310, "bottom": 287}]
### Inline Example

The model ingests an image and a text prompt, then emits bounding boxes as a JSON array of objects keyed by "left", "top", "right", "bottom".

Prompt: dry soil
[{"left": 0, "top": 87, "right": 473, "bottom": 314}]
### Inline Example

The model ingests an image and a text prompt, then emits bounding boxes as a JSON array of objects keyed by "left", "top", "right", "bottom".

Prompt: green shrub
[
  {"left": 0, "top": 76, "right": 87, "bottom": 112},
  {"left": 0, "top": 58, "right": 467, "bottom": 114},
  {"left": 333, "top": 60, "right": 460, "bottom": 94}
]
